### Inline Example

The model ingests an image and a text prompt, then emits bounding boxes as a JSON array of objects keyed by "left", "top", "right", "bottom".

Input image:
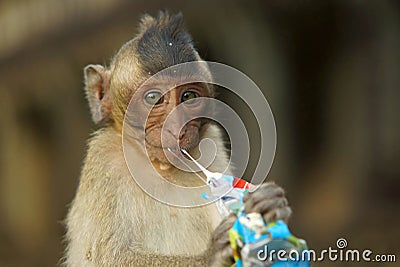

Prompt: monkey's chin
[
  {"left": 150, "top": 155, "right": 180, "bottom": 173},
  {"left": 145, "top": 146, "right": 182, "bottom": 171}
]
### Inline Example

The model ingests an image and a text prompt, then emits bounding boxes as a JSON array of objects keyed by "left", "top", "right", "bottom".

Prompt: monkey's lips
[
  {"left": 144, "top": 141, "right": 183, "bottom": 152},
  {"left": 144, "top": 141, "right": 184, "bottom": 164},
  {"left": 144, "top": 136, "right": 196, "bottom": 152},
  {"left": 162, "top": 146, "right": 182, "bottom": 152}
]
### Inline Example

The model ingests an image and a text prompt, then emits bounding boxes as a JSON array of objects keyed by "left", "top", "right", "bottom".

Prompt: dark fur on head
[
  {"left": 136, "top": 11, "right": 199, "bottom": 75},
  {"left": 106, "top": 11, "right": 205, "bottom": 126}
]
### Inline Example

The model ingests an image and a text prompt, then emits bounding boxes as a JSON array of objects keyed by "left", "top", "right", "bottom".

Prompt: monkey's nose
[
  {"left": 165, "top": 125, "right": 186, "bottom": 141},
  {"left": 179, "top": 126, "right": 187, "bottom": 140},
  {"left": 163, "top": 112, "right": 187, "bottom": 140}
]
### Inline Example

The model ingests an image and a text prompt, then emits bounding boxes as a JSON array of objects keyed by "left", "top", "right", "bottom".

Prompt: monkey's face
[{"left": 127, "top": 81, "right": 212, "bottom": 165}]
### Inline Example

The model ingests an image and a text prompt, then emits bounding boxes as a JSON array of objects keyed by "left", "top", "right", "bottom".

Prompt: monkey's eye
[
  {"left": 144, "top": 91, "right": 164, "bottom": 105},
  {"left": 181, "top": 91, "right": 199, "bottom": 104}
]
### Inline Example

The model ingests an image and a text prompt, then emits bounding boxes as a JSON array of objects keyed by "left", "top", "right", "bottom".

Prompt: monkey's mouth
[
  {"left": 163, "top": 146, "right": 181, "bottom": 152},
  {"left": 144, "top": 137, "right": 195, "bottom": 152},
  {"left": 146, "top": 143, "right": 191, "bottom": 153}
]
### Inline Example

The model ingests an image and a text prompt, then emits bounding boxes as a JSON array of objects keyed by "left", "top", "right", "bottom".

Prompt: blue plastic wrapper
[
  {"left": 201, "top": 174, "right": 310, "bottom": 267},
  {"left": 182, "top": 149, "right": 310, "bottom": 267},
  {"left": 230, "top": 214, "right": 310, "bottom": 267}
]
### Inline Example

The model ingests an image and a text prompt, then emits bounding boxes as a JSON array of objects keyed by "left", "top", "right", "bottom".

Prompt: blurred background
[{"left": 0, "top": 0, "right": 399, "bottom": 266}]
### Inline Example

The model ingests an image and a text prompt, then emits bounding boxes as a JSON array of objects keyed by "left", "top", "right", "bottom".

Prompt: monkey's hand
[
  {"left": 208, "top": 214, "right": 236, "bottom": 267},
  {"left": 243, "top": 181, "right": 292, "bottom": 223},
  {"left": 208, "top": 182, "right": 291, "bottom": 266}
]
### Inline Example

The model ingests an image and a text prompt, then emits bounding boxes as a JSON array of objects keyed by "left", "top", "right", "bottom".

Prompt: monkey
[{"left": 64, "top": 11, "right": 292, "bottom": 266}]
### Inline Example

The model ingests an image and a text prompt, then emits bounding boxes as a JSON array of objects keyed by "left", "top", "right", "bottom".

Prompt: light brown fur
[{"left": 65, "top": 124, "right": 229, "bottom": 266}]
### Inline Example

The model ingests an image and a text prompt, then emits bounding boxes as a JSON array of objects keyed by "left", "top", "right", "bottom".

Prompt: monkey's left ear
[{"left": 84, "top": 64, "right": 112, "bottom": 124}]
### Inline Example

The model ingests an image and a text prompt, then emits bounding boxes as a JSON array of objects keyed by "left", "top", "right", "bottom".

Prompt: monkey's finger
[
  {"left": 243, "top": 182, "right": 284, "bottom": 202},
  {"left": 211, "top": 214, "right": 236, "bottom": 245},
  {"left": 262, "top": 206, "right": 292, "bottom": 223},
  {"left": 243, "top": 183, "right": 285, "bottom": 207},
  {"left": 213, "top": 228, "right": 231, "bottom": 250},
  {"left": 244, "top": 197, "right": 288, "bottom": 215}
]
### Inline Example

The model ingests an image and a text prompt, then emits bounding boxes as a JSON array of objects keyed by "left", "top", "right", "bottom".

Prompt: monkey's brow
[{"left": 141, "top": 80, "right": 197, "bottom": 89}]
